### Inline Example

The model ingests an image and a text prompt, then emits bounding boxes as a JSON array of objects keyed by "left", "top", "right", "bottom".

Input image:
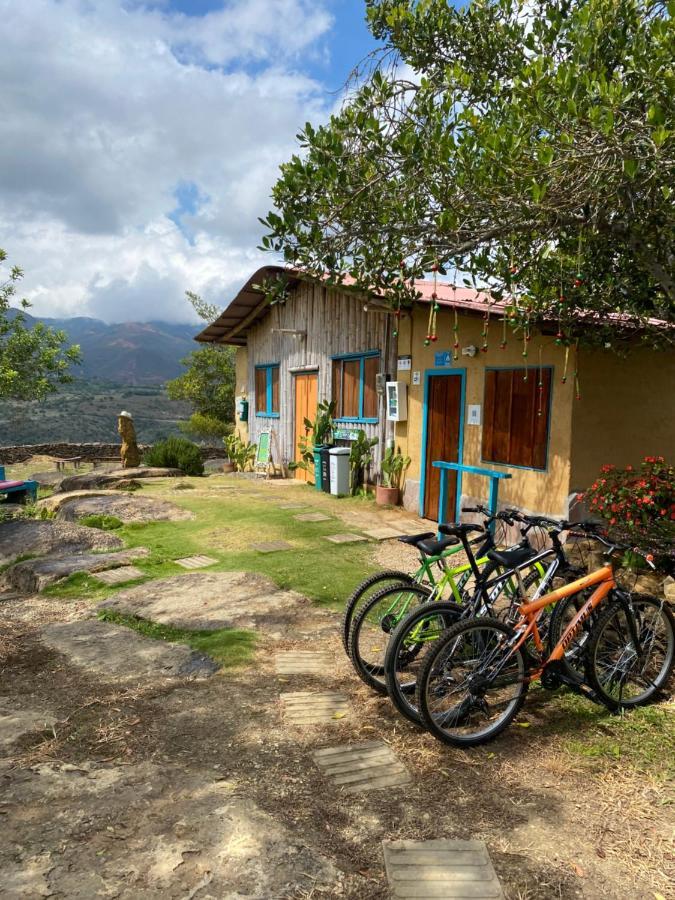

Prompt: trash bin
[
  {"left": 312, "top": 445, "right": 325, "bottom": 490},
  {"left": 319, "top": 446, "right": 332, "bottom": 493},
  {"left": 329, "top": 447, "right": 351, "bottom": 496}
]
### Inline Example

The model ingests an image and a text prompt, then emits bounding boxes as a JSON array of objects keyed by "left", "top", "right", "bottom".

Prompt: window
[
  {"left": 254, "top": 364, "right": 280, "bottom": 416},
  {"left": 482, "top": 367, "right": 552, "bottom": 470},
  {"left": 331, "top": 352, "right": 380, "bottom": 421}
]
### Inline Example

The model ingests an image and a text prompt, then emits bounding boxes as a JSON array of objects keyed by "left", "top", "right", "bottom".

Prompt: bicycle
[
  {"left": 383, "top": 511, "right": 596, "bottom": 725},
  {"left": 416, "top": 536, "right": 675, "bottom": 746}
]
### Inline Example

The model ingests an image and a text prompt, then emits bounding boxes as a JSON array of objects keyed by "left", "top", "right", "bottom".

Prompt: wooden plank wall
[{"left": 246, "top": 281, "right": 396, "bottom": 472}]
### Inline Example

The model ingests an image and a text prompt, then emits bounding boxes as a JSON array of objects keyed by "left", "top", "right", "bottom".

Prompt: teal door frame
[{"left": 418, "top": 367, "right": 466, "bottom": 522}]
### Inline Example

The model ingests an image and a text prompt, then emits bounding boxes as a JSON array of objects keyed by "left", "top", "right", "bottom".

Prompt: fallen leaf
[
  {"left": 515, "top": 722, "right": 531, "bottom": 728},
  {"left": 653, "top": 894, "right": 666, "bottom": 900},
  {"left": 572, "top": 864, "right": 585, "bottom": 878},
  {"left": 332, "top": 712, "right": 347, "bottom": 720},
  {"left": 596, "top": 847, "right": 606, "bottom": 858}
]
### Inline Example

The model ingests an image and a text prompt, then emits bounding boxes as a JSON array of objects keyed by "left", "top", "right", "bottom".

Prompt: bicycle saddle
[
  {"left": 438, "top": 523, "right": 484, "bottom": 538},
  {"left": 417, "top": 535, "right": 460, "bottom": 556},
  {"left": 397, "top": 531, "right": 436, "bottom": 547},
  {"left": 486, "top": 543, "right": 534, "bottom": 569}
]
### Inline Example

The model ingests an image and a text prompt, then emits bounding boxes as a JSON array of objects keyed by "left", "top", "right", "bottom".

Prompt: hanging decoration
[
  {"left": 574, "top": 339, "right": 581, "bottom": 400},
  {"left": 500, "top": 312, "right": 508, "bottom": 350},
  {"left": 556, "top": 257, "right": 565, "bottom": 345},
  {"left": 424, "top": 263, "right": 440, "bottom": 346},
  {"left": 481, "top": 298, "right": 490, "bottom": 353},
  {"left": 393, "top": 296, "right": 401, "bottom": 339},
  {"left": 562, "top": 343, "right": 570, "bottom": 384},
  {"left": 452, "top": 283, "right": 460, "bottom": 361},
  {"left": 522, "top": 309, "right": 531, "bottom": 380},
  {"left": 574, "top": 232, "right": 584, "bottom": 288},
  {"left": 537, "top": 345, "right": 545, "bottom": 417}
]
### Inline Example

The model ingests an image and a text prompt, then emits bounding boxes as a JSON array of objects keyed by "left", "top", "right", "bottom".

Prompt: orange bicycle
[{"left": 416, "top": 535, "right": 675, "bottom": 746}]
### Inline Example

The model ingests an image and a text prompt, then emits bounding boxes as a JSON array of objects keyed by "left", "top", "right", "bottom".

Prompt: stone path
[
  {"left": 383, "top": 839, "right": 504, "bottom": 899},
  {"left": 94, "top": 565, "right": 145, "bottom": 585},
  {"left": 174, "top": 554, "right": 218, "bottom": 569},
  {"left": 281, "top": 691, "right": 350, "bottom": 725},
  {"left": 363, "top": 526, "right": 404, "bottom": 540},
  {"left": 251, "top": 540, "right": 293, "bottom": 553},
  {"left": 294, "top": 512, "right": 331, "bottom": 522},
  {"left": 324, "top": 532, "right": 368, "bottom": 544},
  {"left": 313, "top": 741, "right": 411, "bottom": 793},
  {"left": 275, "top": 650, "right": 333, "bottom": 674}
]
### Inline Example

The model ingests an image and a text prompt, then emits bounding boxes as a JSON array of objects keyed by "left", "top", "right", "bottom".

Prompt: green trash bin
[{"left": 312, "top": 445, "right": 326, "bottom": 490}]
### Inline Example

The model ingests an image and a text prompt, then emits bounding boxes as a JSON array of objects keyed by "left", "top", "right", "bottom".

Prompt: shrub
[
  {"left": 144, "top": 437, "right": 204, "bottom": 476},
  {"left": 79, "top": 514, "right": 123, "bottom": 530},
  {"left": 580, "top": 456, "right": 675, "bottom": 565}
]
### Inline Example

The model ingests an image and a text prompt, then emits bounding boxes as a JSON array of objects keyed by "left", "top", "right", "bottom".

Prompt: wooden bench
[
  {"left": 55, "top": 456, "right": 83, "bottom": 471},
  {"left": 0, "top": 466, "right": 38, "bottom": 504}
]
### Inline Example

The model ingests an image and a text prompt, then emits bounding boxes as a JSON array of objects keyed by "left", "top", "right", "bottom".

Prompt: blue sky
[{"left": 0, "top": 0, "right": 386, "bottom": 322}]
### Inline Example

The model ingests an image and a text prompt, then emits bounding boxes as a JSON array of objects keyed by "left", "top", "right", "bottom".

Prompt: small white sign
[
  {"left": 412, "top": 370, "right": 421, "bottom": 385},
  {"left": 467, "top": 404, "right": 481, "bottom": 425},
  {"left": 397, "top": 355, "right": 412, "bottom": 371}
]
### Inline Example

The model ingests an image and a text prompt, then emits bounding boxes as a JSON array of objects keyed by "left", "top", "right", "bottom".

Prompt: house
[{"left": 196, "top": 265, "right": 675, "bottom": 523}]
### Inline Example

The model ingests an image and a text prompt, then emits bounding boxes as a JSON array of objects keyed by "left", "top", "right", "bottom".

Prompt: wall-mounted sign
[
  {"left": 334, "top": 429, "right": 360, "bottom": 441},
  {"left": 467, "top": 404, "right": 482, "bottom": 426},
  {"left": 434, "top": 350, "right": 453, "bottom": 367},
  {"left": 397, "top": 355, "right": 412, "bottom": 371},
  {"left": 412, "top": 370, "right": 421, "bottom": 385}
]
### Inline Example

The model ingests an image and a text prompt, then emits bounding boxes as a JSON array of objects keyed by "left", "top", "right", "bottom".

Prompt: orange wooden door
[
  {"left": 293, "top": 372, "right": 318, "bottom": 482},
  {"left": 423, "top": 374, "right": 462, "bottom": 521}
]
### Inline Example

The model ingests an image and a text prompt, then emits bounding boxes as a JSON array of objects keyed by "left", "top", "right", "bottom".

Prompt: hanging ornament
[
  {"left": 574, "top": 339, "right": 581, "bottom": 400},
  {"left": 537, "top": 346, "right": 544, "bottom": 417},
  {"left": 451, "top": 282, "right": 460, "bottom": 361},
  {"left": 556, "top": 258, "right": 565, "bottom": 345},
  {"left": 393, "top": 297, "right": 401, "bottom": 339},
  {"left": 500, "top": 314, "right": 508, "bottom": 350},
  {"left": 562, "top": 344, "right": 570, "bottom": 384},
  {"left": 428, "top": 262, "right": 439, "bottom": 343},
  {"left": 481, "top": 298, "right": 490, "bottom": 353},
  {"left": 522, "top": 314, "right": 530, "bottom": 379},
  {"left": 573, "top": 232, "right": 584, "bottom": 287}
]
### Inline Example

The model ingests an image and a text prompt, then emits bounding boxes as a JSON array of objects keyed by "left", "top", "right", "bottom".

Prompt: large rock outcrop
[
  {"left": 59, "top": 467, "right": 183, "bottom": 492},
  {"left": 0, "top": 519, "right": 123, "bottom": 567}
]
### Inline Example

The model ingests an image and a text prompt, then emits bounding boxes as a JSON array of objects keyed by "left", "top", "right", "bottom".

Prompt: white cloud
[{"left": 0, "top": 0, "right": 334, "bottom": 322}]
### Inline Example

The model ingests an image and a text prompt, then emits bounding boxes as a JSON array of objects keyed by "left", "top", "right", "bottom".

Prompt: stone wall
[{"left": 0, "top": 442, "right": 225, "bottom": 465}]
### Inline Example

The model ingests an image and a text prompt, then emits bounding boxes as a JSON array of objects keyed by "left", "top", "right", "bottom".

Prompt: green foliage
[
  {"left": 349, "top": 430, "right": 378, "bottom": 495},
  {"left": 144, "top": 436, "right": 205, "bottom": 476},
  {"left": 222, "top": 432, "right": 256, "bottom": 471},
  {"left": 263, "top": 1, "right": 675, "bottom": 343},
  {"left": 380, "top": 446, "right": 411, "bottom": 489},
  {"left": 0, "top": 248, "right": 81, "bottom": 399},
  {"left": 291, "top": 400, "right": 336, "bottom": 473},
  {"left": 185, "top": 289, "right": 220, "bottom": 324},
  {"left": 166, "top": 345, "right": 236, "bottom": 435},
  {"left": 79, "top": 514, "right": 123, "bottom": 530}
]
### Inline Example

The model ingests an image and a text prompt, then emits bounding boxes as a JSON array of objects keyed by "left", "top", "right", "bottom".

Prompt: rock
[
  {"left": 664, "top": 576, "right": 675, "bottom": 602},
  {"left": 98, "top": 571, "right": 305, "bottom": 631},
  {"left": 40, "top": 620, "right": 218, "bottom": 681},
  {"left": 41, "top": 492, "right": 194, "bottom": 524},
  {"left": 27, "top": 470, "right": 67, "bottom": 488},
  {"left": 0, "top": 520, "right": 123, "bottom": 567},
  {"left": 36, "top": 489, "right": 122, "bottom": 513},
  {"left": 59, "top": 467, "right": 183, "bottom": 492},
  {"left": 0, "top": 699, "right": 57, "bottom": 749},
  {"left": 4, "top": 547, "right": 150, "bottom": 593}
]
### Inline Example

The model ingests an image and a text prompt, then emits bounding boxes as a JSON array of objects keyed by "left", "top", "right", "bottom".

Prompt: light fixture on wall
[{"left": 461, "top": 345, "right": 478, "bottom": 358}]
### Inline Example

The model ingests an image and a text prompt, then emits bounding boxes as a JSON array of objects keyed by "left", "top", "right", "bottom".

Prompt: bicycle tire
[
  {"left": 340, "top": 570, "right": 413, "bottom": 656},
  {"left": 584, "top": 593, "right": 675, "bottom": 709},
  {"left": 384, "top": 600, "right": 464, "bottom": 726},
  {"left": 417, "top": 617, "right": 529, "bottom": 747},
  {"left": 349, "top": 583, "right": 432, "bottom": 694},
  {"left": 546, "top": 589, "right": 597, "bottom": 683}
]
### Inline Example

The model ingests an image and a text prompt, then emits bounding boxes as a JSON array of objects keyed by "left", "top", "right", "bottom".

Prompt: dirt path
[{"left": 0, "top": 475, "right": 672, "bottom": 899}]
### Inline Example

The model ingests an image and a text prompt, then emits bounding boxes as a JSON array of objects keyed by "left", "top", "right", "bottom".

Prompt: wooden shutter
[
  {"left": 482, "top": 368, "right": 551, "bottom": 469},
  {"left": 363, "top": 356, "right": 379, "bottom": 419},
  {"left": 342, "top": 359, "right": 360, "bottom": 418},
  {"left": 270, "top": 366, "right": 280, "bottom": 413},
  {"left": 255, "top": 367, "right": 267, "bottom": 414},
  {"left": 332, "top": 359, "right": 342, "bottom": 417}
]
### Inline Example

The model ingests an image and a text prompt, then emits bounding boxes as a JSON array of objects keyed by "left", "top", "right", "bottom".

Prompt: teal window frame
[
  {"left": 254, "top": 363, "right": 280, "bottom": 418},
  {"left": 331, "top": 350, "right": 380, "bottom": 424}
]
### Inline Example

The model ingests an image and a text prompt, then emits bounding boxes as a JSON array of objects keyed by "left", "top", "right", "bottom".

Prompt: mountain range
[{"left": 16, "top": 312, "right": 202, "bottom": 385}]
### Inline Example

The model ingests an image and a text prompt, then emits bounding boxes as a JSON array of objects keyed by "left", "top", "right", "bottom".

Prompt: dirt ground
[{"left": 1, "top": 474, "right": 673, "bottom": 899}]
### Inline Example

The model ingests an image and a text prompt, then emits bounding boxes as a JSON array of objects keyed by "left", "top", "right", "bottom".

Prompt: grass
[
  {"left": 78, "top": 514, "right": 124, "bottom": 530},
  {"left": 98, "top": 609, "right": 257, "bottom": 668}
]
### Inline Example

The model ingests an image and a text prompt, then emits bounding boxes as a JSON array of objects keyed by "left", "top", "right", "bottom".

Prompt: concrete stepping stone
[
  {"left": 94, "top": 565, "right": 145, "bottom": 585},
  {"left": 383, "top": 839, "right": 504, "bottom": 899},
  {"left": 4, "top": 547, "right": 150, "bottom": 593},
  {"left": 281, "top": 692, "right": 349, "bottom": 725},
  {"left": 251, "top": 540, "right": 293, "bottom": 553},
  {"left": 275, "top": 650, "right": 333, "bottom": 674},
  {"left": 363, "top": 526, "right": 404, "bottom": 540},
  {"left": 313, "top": 741, "right": 410, "bottom": 793},
  {"left": 40, "top": 620, "right": 218, "bottom": 681},
  {"left": 174, "top": 555, "right": 218, "bottom": 569},
  {"left": 294, "top": 512, "right": 332, "bottom": 522},
  {"left": 277, "top": 502, "right": 307, "bottom": 509},
  {"left": 324, "top": 533, "right": 368, "bottom": 544}
]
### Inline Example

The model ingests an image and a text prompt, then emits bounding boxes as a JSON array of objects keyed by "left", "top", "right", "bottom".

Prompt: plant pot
[
  {"left": 222, "top": 461, "right": 235, "bottom": 473},
  {"left": 375, "top": 484, "right": 400, "bottom": 506}
]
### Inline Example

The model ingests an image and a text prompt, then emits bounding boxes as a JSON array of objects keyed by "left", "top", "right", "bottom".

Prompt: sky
[{"left": 0, "top": 0, "right": 380, "bottom": 324}]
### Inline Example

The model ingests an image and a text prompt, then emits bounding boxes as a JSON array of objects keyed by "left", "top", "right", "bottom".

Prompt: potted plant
[
  {"left": 222, "top": 433, "right": 239, "bottom": 473},
  {"left": 349, "top": 430, "right": 378, "bottom": 496},
  {"left": 376, "top": 446, "right": 411, "bottom": 506}
]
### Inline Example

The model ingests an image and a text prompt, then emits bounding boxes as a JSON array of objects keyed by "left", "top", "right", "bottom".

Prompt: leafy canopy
[
  {"left": 0, "top": 248, "right": 81, "bottom": 399},
  {"left": 262, "top": 0, "right": 675, "bottom": 342}
]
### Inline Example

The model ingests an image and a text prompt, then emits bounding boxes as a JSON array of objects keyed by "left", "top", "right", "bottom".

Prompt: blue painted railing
[{"left": 432, "top": 461, "right": 512, "bottom": 526}]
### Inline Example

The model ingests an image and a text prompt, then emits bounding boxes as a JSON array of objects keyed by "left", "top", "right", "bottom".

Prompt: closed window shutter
[
  {"left": 363, "top": 356, "right": 379, "bottom": 418},
  {"left": 482, "top": 368, "right": 551, "bottom": 469},
  {"left": 332, "top": 359, "right": 342, "bottom": 417},
  {"left": 271, "top": 366, "right": 280, "bottom": 413},
  {"left": 342, "top": 359, "right": 360, "bottom": 418},
  {"left": 255, "top": 367, "right": 267, "bottom": 414}
]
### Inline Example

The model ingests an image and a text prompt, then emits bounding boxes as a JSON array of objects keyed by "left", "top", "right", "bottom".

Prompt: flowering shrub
[{"left": 579, "top": 457, "right": 675, "bottom": 560}]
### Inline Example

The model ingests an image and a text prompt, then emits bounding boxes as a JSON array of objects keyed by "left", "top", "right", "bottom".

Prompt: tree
[
  {"left": 0, "top": 248, "right": 80, "bottom": 399},
  {"left": 262, "top": 0, "right": 674, "bottom": 344},
  {"left": 166, "top": 291, "right": 236, "bottom": 440}
]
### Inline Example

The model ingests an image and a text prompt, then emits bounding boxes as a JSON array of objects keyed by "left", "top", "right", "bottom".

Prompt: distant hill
[{"left": 12, "top": 311, "right": 201, "bottom": 385}]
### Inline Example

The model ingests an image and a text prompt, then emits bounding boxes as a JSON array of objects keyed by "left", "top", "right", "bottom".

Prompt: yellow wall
[
  {"left": 569, "top": 346, "right": 675, "bottom": 490},
  {"left": 234, "top": 346, "right": 249, "bottom": 442},
  {"left": 395, "top": 307, "right": 575, "bottom": 517}
]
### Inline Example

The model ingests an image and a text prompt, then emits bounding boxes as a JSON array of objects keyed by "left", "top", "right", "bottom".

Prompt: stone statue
[{"left": 118, "top": 410, "right": 140, "bottom": 468}]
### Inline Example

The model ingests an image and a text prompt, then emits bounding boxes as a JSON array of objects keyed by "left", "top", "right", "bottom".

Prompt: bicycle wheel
[
  {"left": 384, "top": 600, "right": 463, "bottom": 726},
  {"left": 341, "top": 570, "right": 413, "bottom": 656},
  {"left": 417, "top": 617, "right": 529, "bottom": 747},
  {"left": 547, "top": 589, "right": 597, "bottom": 683},
  {"left": 349, "top": 584, "right": 432, "bottom": 693},
  {"left": 585, "top": 593, "right": 675, "bottom": 709}
]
